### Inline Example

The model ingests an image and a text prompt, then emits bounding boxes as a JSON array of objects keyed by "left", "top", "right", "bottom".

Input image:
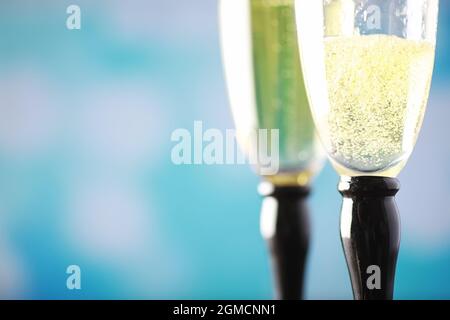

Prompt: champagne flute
[
  {"left": 295, "top": 0, "right": 438, "bottom": 299},
  {"left": 219, "top": 0, "right": 325, "bottom": 299}
]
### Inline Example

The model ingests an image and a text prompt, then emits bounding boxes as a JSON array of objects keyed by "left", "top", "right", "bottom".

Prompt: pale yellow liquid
[{"left": 321, "top": 35, "right": 435, "bottom": 177}]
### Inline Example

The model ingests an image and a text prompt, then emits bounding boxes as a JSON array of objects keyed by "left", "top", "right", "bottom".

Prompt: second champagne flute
[{"left": 220, "top": 0, "right": 325, "bottom": 299}]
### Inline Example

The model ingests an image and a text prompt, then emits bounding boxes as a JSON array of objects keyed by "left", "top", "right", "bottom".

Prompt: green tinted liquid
[{"left": 251, "top": 0, "right": 320, "bottom": 175}]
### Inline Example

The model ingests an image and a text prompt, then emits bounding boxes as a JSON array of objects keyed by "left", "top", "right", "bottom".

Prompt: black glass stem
[
  {"left": 339, "top": 176, "right": 401, "bottom": 300},
  {"left": 259, "top": 182, "right": 310, "bottom": 300}
]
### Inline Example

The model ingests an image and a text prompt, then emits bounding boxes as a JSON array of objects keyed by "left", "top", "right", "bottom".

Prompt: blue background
[{"left": 0, "top": 0, "right": 449, "bottom": 299}]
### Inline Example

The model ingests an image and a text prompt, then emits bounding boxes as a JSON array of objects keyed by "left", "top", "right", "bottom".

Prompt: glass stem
[
  {"left": 339, "top": 176, "right": 401, "bottom": 300},
  {"left": 259, "top": 182, "right": 310, "bottom": 300}
]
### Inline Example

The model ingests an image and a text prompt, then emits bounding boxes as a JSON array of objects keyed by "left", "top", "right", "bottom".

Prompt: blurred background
[{"left": 0, "top": 0, "right": 449, "bottom": 299}]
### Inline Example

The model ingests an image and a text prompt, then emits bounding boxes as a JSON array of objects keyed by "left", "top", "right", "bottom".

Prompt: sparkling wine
[{"left": 320, "top": 35, "right": 435, "bottom": 176}]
